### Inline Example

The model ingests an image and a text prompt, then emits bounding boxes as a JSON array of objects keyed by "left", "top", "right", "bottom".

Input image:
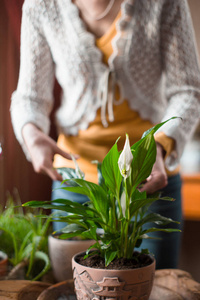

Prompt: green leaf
[
  {"left": 56, "top": 231, "right": 85, "bottom": 239},
  {"left": 101, "top": 143, "right": 122, "bottom": 198},
  {"left": 31, "top": 251, "right": 50, "bottom": 281},
  {"left": 0, "top": 227, "right": 19, "bottom": 265},
  {"left": 160, "top": 196, "right": 175, "bottom": 201},
  {"left": 85, "top": 243, "right": 100, "bottom": 255},
  {"left": 92, "top": 161, "right": 107, "bottom": 189},
  {"left": 139, "top": 234, "right": 162, "bottom": 240},
  {"left": 84, "top": 249, "right": 100, "bottom": 259},
  {"left": 23, "top": 200, "right": 93, "bottom": 217},
  {"left": 66, "top": 179, "right": 109, "bottom": 223},
  {"left": 105, "top": 250, "right": 118, "bottom": 266},
  {"left": 141, "top": 117, "right": 180, "bottom": 138},
  {"left": 52, "top": 199, "right": 95, "bottom": 212},
  {"left": 81, "top": 226, "right": 98, "bottom": 240},
  {"left": 18, "top": 231, "right": 33, "bottom": 261},
  {"left": 131, "top": 189, "right": 147, "bottom": 201},
  {"left": 61, "top": 185, "right": 92, "bottom": 198},
  {"left": 23, "top": 201, "right": 51, "bottom": 208},
  {"left": 130, "top": 117, "right": 180, "bottom": 193},
  {"left": 136, "top": 212, "right": 180, "bottom": 229},
  {"left": 129, "top": 198, "right": 159, "bottom": 218},
  {"left": 61, "top": 223, "right": 85, "bottom": 233},
  {"left": 131, "top": 134, "right": 156, "bottom": 192},
  {"left": 53, "top": 214, "right": 102, "bottom": 225},
  {"left": 141, "top": 227, "right": 181, "bottom": 236},
  {"left": 26, "top": 240, "right": 36, "bottom": 277},
  {"left": 141, "top": 248, "right": 150, "bottom": 254},
  {"left": 56, "top": 167, "right": 81, "bottom": 180}
]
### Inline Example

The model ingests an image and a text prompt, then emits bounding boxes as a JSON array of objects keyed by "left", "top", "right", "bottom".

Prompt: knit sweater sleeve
[
  {"left": 10, "top": 1, "right": 55, "bottom": 159},
  {"left": 157, "top": 0, "right": 200, "bottom": 170}
]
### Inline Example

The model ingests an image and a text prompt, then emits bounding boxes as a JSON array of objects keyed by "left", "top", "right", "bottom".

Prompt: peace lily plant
[{"left": 24, "top": 118, "right": 180, "bottom": 266}]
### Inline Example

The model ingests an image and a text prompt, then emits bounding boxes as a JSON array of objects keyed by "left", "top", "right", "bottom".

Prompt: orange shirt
[{"left": 53, "top": 10, "right": 178, "bottom": 183}]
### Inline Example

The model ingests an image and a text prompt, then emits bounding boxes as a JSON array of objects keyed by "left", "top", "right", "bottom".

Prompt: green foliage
[
  {"left": 0, "top": 193, "right": 51, "bottom": 280},
  {"left": 23, "top": 117, "right": 181, "bottom": 266}
]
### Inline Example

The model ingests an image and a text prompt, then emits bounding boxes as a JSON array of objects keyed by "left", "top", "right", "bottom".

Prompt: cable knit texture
[{"left": 11, "top": 0, "right": 200, "bottom": 169}]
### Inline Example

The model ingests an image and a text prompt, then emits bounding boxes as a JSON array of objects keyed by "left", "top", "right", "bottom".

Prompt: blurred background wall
[
  {"left": 0, "top": 0, "right": 60, "bottom": 207},
  {"left": 0, "top": 0, "right": 200, "bottom": 281}
]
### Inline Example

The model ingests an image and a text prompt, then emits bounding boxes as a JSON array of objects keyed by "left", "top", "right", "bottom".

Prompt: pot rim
[
  {"left": 72, "top": 250, "right": 155, "bottom": 273},
  {"left": 48, "top": 234, "right": 95, "bottom": 244}
]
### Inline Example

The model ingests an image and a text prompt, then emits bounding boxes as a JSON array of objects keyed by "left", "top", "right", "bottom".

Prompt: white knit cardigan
[{"left": 11, "top": 0, "right": 200, "bottom": 170}]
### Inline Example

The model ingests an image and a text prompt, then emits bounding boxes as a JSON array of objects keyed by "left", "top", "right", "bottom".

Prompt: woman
[{"left": 10, "top": 0, "right": 200, "bottom": 268}]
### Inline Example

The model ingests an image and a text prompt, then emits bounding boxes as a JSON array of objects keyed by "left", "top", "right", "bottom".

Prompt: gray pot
[{"left": 48, "top": 235, "right": 94, "bottom": 282}]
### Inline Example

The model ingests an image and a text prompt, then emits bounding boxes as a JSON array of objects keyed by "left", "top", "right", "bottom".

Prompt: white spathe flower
[{"left": 118, "top": 134, "right": 133, "bottom": 179}]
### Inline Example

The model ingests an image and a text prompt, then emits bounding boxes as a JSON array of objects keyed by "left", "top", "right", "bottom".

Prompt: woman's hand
[
  {"left": 22, "top": 123, "right": 73, "bottom": 181},
  {"left": 139, "top": 143, "right": 168, "bottom": 194}
]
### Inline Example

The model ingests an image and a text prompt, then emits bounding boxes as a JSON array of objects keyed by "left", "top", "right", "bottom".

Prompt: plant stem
[
  {"left": 120, "top": 221, "right": 124, "bottom": 257},
  {"left": 123, "top": 221, "right": 129, "bottom": 257},
  {"left": 129, "top": 210, "right": 138, "bottom": 253},
  {"left": 116, "top": 191, "right": 123, "bottom": 220},
  {"left": 111, "top": 195, "right": 117, "bottom": 232},
  {"left": 123, "top": 179, "right": 131, "bottom": 258}
]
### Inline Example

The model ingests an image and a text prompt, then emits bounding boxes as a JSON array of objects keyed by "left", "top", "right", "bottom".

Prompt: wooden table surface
[
  {"left": 0, "top": 269, "right": 200, "bottom": 300},
  {"left": 0, "top": 280, "right": 51, "bottom": 300}
]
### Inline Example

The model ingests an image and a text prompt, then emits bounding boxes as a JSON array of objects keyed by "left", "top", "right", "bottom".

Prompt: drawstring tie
[{"left": 98, "top": 69, "right": 123, "bottom": 127}]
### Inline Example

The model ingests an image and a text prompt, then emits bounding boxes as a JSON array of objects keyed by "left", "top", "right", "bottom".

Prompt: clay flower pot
[
  {"left": 48, "top": 235, "right": 94, "bottom": 282},
  {"left": 72, "top": 251, "right": 155, "bottom": 300},
  {"left": 0, "top": 251, "right": 8, "bottom": 277}
]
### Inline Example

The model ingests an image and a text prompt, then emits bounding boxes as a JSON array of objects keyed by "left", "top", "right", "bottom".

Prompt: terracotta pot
[
  {"left": 72, "top": 251, "right": 155, "bottom": 300},
  {"left": 0, "top": 251, "right": 8, "bottom": 277},
  {"left": 48, "top": 235, "right": 95, "bottom": 282}
]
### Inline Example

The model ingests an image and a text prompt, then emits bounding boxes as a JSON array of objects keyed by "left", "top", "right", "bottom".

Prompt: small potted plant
[
  {"left": 24, "top": 118, "right": 181, "bottom": 299},
  {"left": 0, "top": 195, "right": 51, "bottom": 281}
]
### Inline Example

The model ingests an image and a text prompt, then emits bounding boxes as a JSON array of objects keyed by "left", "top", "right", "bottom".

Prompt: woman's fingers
[
  {"left": 22, "top": 123, "right": 79, "bottom": 180},
  {"left": 44, "top": 166, "right": 63, "bottom": 181},
  {"left": 140, "top": 172, "right": 168, "bottom": 194},
  {"left": 54, "top": 143, "right": 79, "bottom": 160}
]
